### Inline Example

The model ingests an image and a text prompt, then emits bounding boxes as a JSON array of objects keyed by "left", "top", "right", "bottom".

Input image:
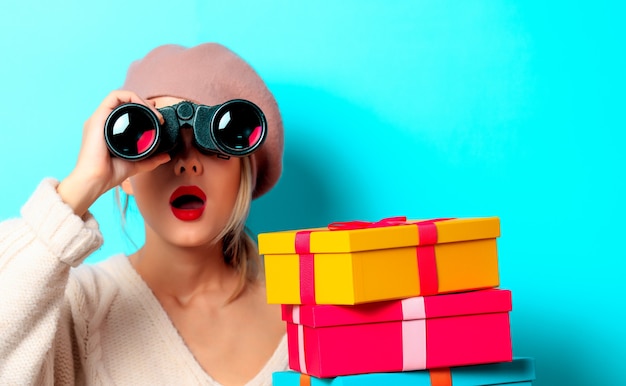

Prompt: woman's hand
[{"left": 57, "top": 90, "right": 171, "bottom": 217}]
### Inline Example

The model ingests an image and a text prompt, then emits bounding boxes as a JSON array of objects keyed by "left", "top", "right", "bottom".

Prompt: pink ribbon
[
  {"left": 291, "top": 306, "right": 308, "bottom": 374},
  {"left": 401, "top": 297, "right": 427, "bottom": 370}
]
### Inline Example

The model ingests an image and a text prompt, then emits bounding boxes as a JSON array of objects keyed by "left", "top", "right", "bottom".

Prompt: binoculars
[{"left": 104, "top": 99, "right": 266, "bottom": 160}]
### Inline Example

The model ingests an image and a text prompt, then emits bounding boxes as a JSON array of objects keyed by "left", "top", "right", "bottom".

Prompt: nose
[{"left": 173, "top": 129, "right": 204, "bottom": 176}]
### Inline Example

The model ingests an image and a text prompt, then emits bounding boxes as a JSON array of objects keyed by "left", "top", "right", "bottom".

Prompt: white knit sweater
[{"left": 0, "top": 179, "right": 288, "bottom": 385}]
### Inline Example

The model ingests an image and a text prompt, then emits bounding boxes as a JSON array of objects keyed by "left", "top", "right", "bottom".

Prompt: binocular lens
[
  {"left": 212, "top": 101, "right": 265, "bottom": 155},
  {"left": 104, "top": 103, "right": 159, "bottom": 160}
]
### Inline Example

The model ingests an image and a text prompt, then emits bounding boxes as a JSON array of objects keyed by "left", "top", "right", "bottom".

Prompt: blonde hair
[
  {"left": 218, "top": 156, "right": 261, "bottom": 302},
  {"left": 115, "top": 156, "right": 261, "bottom": 303}
]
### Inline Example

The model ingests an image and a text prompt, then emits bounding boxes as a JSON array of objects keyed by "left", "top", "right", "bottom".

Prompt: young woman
[{"left": 0, "top": 43, "right": 287, "bottom": 385}]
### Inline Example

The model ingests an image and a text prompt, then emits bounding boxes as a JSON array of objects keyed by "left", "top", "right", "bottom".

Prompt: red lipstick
[{"left": 169, "top": 186, "right": 207, "bottom": 221}]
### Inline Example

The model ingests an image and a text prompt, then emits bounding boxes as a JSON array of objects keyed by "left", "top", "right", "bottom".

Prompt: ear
[{"left": 120, "top": 178, "right": 134, "bottom": 195}]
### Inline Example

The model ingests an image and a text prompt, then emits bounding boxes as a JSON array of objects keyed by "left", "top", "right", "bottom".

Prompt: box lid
[
  {"left": 282, "top": 289, "right": 511, "bottom": 327},
  {"left": 273, "top": 357, "right": 535, "bottom": 385},
  {"left": 258, "top": 217, "right": 500, "bottom": 255}
]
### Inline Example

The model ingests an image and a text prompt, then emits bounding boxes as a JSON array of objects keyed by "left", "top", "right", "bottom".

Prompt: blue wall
[{"left": 1, "top": 1, "right": 623, "bottom": 385}]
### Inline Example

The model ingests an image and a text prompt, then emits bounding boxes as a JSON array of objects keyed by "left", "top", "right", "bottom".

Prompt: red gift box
[{"left": 283, "top": 289, "right": 513, "bottom": 378}]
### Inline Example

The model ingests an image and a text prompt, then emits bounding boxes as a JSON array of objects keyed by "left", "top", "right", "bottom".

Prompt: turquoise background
[{"left": 0, "top": 1, "right": 623, "bottom": 385}]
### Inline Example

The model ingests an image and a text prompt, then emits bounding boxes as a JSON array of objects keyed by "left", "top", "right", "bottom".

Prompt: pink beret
[{"left": 121, "top": 43, "right": 283, "bottom": 199}]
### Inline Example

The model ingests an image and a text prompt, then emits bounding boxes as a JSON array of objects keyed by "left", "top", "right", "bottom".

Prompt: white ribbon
[
  {"left": 292, "top": 306, "right": 308, "bottom": 374},
  {"left": 401, "top": 297, "right": 427, "bottom": 370}
]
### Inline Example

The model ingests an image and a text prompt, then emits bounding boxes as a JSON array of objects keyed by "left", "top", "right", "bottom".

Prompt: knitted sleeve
[{"left": 0, "top": 178, "right": 103, "bottom": 384}]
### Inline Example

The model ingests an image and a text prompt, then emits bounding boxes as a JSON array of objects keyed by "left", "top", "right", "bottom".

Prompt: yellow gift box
[{"left": 259, "top": 217, "right": 501, "bottom": 305}]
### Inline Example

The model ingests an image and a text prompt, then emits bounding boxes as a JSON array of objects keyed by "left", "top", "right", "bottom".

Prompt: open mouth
[{"left": 169, "top": 186, "right": 207, "bottom": 221}]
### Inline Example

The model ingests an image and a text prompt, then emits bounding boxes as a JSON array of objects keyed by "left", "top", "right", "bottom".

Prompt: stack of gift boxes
[{"left": 258, "top": 217, "right": 536, "bottom": 385}]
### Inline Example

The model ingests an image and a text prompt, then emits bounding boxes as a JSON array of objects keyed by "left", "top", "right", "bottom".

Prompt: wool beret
[{"left": 122, "top": 43, "right": 283, "bottom": 198}]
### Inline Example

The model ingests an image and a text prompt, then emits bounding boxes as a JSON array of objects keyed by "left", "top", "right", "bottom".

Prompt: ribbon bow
[{"left": 328, "top": 216, "right": 409, "bottom": 230}]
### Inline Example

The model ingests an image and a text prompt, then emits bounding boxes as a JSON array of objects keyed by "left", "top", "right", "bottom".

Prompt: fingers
[
  {"left": 146, "top": 99, "right": 165, "bottom": 124},
  {"left": 64, "top": 91, "right": 170, "bottom": 215},
  {"left": 95, "top": 90, "right": 164, "bottom": 125},
  {"left": 134, "top": 153, "right": 172, "bottom": 174}
]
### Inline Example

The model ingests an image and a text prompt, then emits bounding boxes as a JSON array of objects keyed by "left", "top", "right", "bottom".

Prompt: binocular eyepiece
[{"left": 104, "top": 99, "right": 267, "bottom": 160}]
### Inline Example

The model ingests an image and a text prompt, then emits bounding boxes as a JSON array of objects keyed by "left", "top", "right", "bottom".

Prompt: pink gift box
[{"left": 283, "top": 289, "right": 513, "bottom": 378}]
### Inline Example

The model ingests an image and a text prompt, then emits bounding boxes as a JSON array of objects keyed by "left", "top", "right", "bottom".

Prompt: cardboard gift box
[
  {"left": 259, "top": 216, "right": 500, "bottom": 305},
  {"left": 283, "top": 289, "right": 512, "bottom": 378},
  {"left": 273, "top": 357, "right": 535, "bottom": 385}
]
